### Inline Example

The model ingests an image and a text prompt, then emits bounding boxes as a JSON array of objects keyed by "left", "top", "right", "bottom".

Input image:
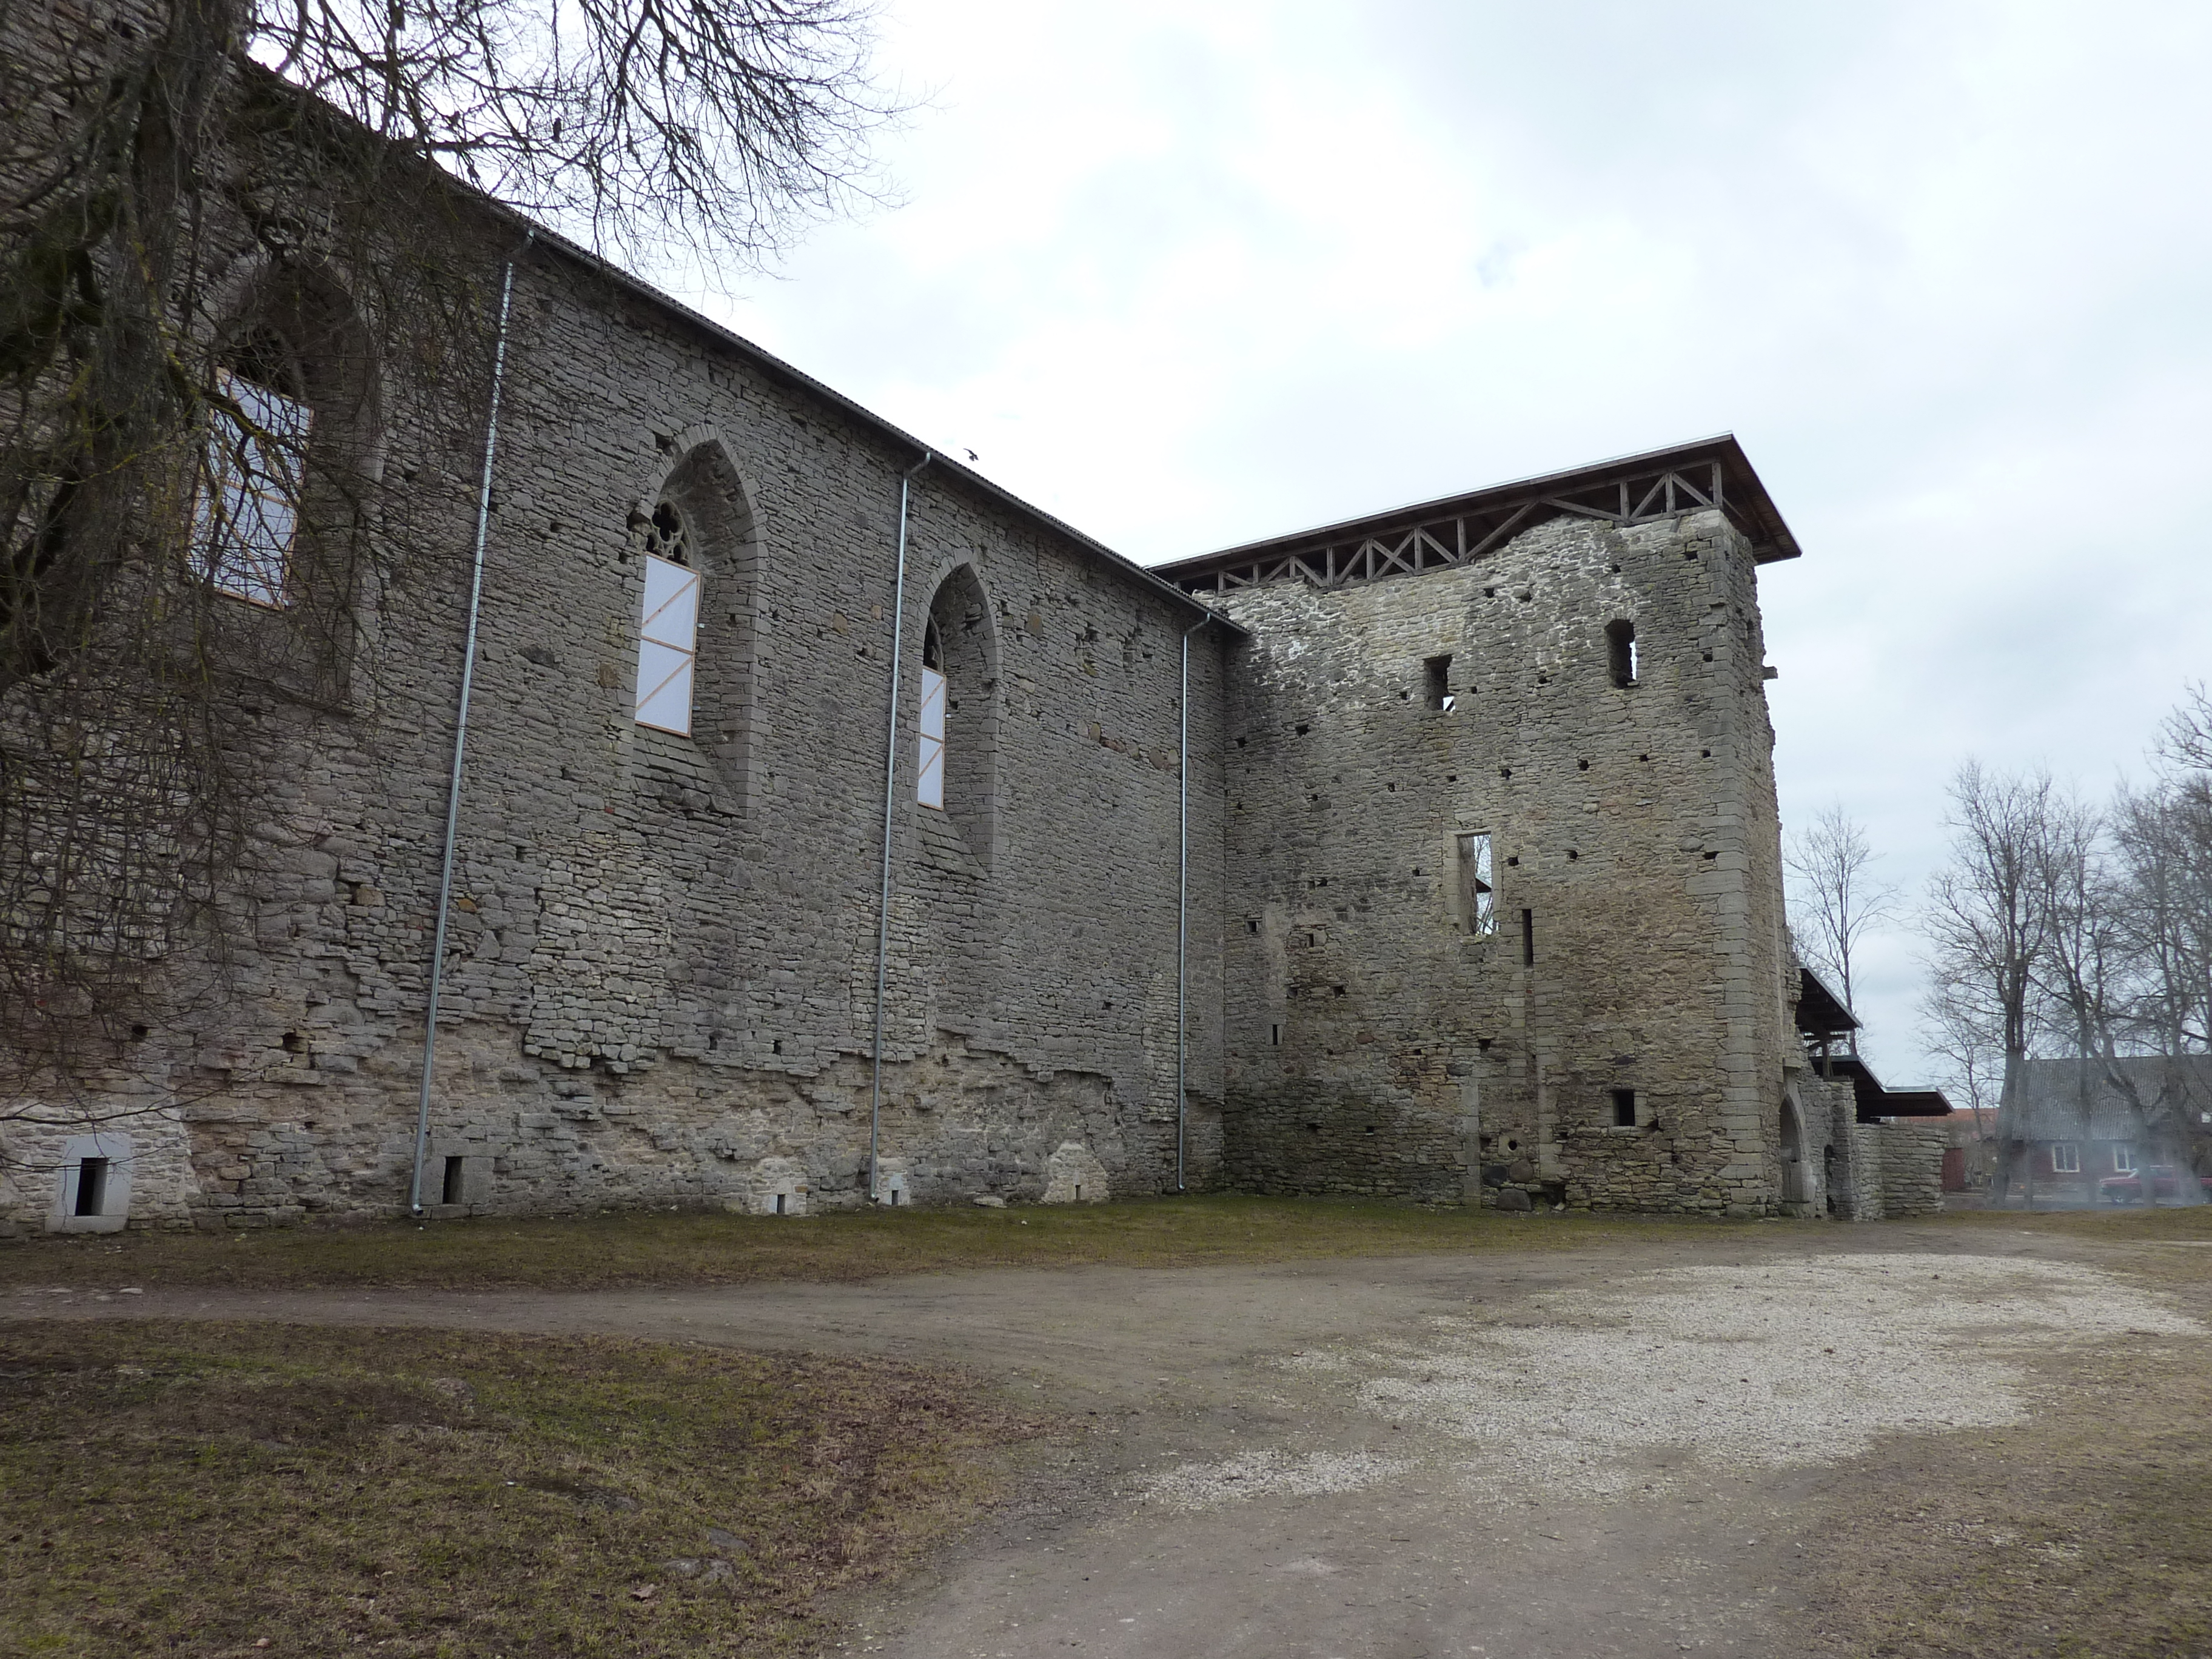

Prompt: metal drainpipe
[
  {"left": 868, "top": 451, "right": 933, "bottom": 1205},
  {"left": 409, "top": 236, "right": 530, "bottom": 1218},
  {"left": 1176, "top": 614, "right": 1211, "bottom": 1191}
]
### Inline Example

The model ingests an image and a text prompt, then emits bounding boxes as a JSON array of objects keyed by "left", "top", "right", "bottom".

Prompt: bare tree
[
  {"left": 0, "top": 0, "right": 896, "bottom": 1110},
  {"left": 1785, "top": 800, "right": 1897, "bottom": 1042},
  {"left": 1922, "top": 763, "right": 2062, "bottom": 1204}
]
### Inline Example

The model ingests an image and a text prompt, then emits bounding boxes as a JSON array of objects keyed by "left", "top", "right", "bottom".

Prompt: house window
[
  {"left": 2113, "top": 1145, "right": 2137, "bottom": 1173},
  {"left": 193, "top": 367, "right": 311, "bottom": 608},
  {"left": 1456, "top": 832, "right": 1495, "bottom": 934},
  {"left": 1606, "top": 619, "right": 1638, "bottom": 688},
  {"left": 1612, "top": 1088, "right": 1637, "bottom": 1128},
  {"left": 917, "top": 619, "right": 947, "bottom": 809},
  {"left": 634, "top": 504, "right": 701, "bottom": 735},
  {"left": 2051, "top": 1143, "right": 2080, "bottom": 1174},
  {"left": 1425, "top": 654, "right": 1455, "bottom": 711}
]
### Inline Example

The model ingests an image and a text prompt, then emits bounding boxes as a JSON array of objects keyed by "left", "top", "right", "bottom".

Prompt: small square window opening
[
  {"left": 1424, "top": 654, "right": 1454, "bottom": 711},
  {"left": 1606, "top": 620, "right": 1638, "bottom": 688}
]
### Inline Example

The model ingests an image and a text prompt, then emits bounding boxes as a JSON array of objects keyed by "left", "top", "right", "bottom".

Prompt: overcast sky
[{"left": 681, "top": 0, "right": 2212, "bottom": 1082}]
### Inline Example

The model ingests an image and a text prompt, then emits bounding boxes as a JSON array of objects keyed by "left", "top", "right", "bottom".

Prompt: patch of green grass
[
  {"left": 0, "top": 1320, "right": 1033, "bottom": 1657},
  {"left": 0, "top": 1195, "right": 1773, "bottom": 1293}
]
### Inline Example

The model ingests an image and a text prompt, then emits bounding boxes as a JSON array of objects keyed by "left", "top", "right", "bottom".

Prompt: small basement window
[
  {"left": 1456, "top": 832, "right": 1496, "bottom": 935},
  {"left": 1606, "top": 619, "right": 1638, "bottom": 688},
  {"left": 1425, "top": 654, "right": 1454, "bottom": 711},
  {"left": 442, "top": 1155, "right": 466, "bottom": 1207},
  {"left": 1612, "top": 1089, "right": 1637, "bottom": 1128},
  {"left": 73, "top": 1158, "right": 109, "bottom": 1218}
]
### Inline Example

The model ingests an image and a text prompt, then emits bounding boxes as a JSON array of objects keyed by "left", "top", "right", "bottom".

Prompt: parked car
[{"left": 2098, "top": 1165, "right": 2212, "bottom": 1204}]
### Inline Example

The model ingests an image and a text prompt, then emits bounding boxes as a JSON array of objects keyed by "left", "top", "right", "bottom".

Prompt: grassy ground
[
  {"left": 0, "top": 1320, "right": 1034, "bottom": 1657},
  {"left": 0, "top": 1195, "right": 1774, "bottom": 1293},
  {"left": 1808, "top": 1324, "right": 2212, "bottom": 1657},
  {"left": 7, "top": 1195, "right": 2210, "bottom": 1296}
]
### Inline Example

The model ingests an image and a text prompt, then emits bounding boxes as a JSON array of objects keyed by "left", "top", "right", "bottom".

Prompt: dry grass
[
  {"left": 1928, "top": 1202, "right": 2212, "bottom": 1244},
  {"left": 0, "top": 1195, "right": 1773, "bottom": 1293},
  {"left": 1806, "top": 1241, "right": 2212, "bottom": 1659},
  {"left": 0, "top": 1320, "right": 1036, "bottom": 1657}
]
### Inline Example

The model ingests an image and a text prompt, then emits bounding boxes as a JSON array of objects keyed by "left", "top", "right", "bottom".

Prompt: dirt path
[{"left": 21, "top": 1222, "right": 2208, "bottom": 1657}]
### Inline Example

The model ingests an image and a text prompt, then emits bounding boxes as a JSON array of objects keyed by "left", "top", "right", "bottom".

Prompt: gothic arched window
[
  {"left": 917, "top": 617, "right": 947, "bottom": 809},
  {"left": 192, "top": 338, "right": 312, "bottom": 609},
  {"left": 633, "top": 499, "right": 702, "bottom": 735}
]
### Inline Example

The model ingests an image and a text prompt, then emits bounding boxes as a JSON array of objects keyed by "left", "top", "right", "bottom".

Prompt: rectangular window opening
[
  {"left": 1606, "top": 619, "right": 1637, "bottom": 688},
  {"left": 917, "top": 665, "right": 947, "bottom": 809},
  {"left": 2113, "top": 1145, "right": 2137, "bottom": 1173},
  {"left": 1424, "top": 654, "right": 1454, "bottom": 711},
  {"left": 634, "top": 552, "right": 702, "bottom": 734},
  {"left": 1456, "top": 832, "right": 1496, "bottom": 935},
  {"left": 73, "top": 1158, "right": 109, "bottom": 1218},
  {"left": 775, "top": 1191, "right": 788, "bottom": 1215},
  {"left": 1270, "top": 1022, "right": 1282, "bottom": 1047},
  {"left": 441, "top": 1155, "right": 466, "bottom": 1207},
  {"left": 1521, "top": 908, "right": 1535, "bottom": 967},
  {"left": 2052, "top": 1144, "right": 2080, "bottom": 1174},
  {"left": 1612, "top": 1088, "right": 1638, "bottom": 1128}
]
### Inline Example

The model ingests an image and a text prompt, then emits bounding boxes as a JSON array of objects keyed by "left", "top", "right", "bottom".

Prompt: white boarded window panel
[
  {"left": 917, "top": 666, "right": 946, "bottom": 809},
  {"left": 634, "top": 552, "right": 700, "bottom": 734},
  {"left": 193, "top": 368, "right": 310, "bottom": 609}
]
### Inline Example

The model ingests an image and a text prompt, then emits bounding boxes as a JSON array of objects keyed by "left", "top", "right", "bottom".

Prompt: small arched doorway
[{"left": 1779, "top": 1094, "right": 1807, "bottom": 1206}]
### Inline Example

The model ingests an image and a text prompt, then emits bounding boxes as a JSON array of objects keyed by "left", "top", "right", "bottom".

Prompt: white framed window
[
  {"left": 634, "top": 548, "right": 701, "bottom": 734},
  {"left": 2113, "top": 1144, "right": 2137, "bottom": 1173},
  {"left": 193, "top": 367, "right": 310, "bottom": 608},
  {"left": 1457, "top": 831, "right": 1495, "bottom": 934},
  {"left": 2051, "top": 1143, "right": 2080, "bottom": 1174},
  {"left": 917, "top": 665, "right": 947, "bottom": 809}
]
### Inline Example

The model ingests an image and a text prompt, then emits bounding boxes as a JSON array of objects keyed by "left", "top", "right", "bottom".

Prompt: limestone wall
[
  {"left": 1, "top": 226, "right": 1232, "bottom": 1231},
  {"left": 1208, "top": 509, "right": 1797, "bottom": 1215}
]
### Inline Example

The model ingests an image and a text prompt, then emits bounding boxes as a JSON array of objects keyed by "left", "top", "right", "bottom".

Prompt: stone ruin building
[{"left": 1, "top": 63, "right": 1948, "bottom": 1234}]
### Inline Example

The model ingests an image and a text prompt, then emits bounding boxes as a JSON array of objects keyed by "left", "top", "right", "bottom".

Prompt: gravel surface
[{"left": 1144, "top": 1252, "right": 2202, "bottom": 1510}]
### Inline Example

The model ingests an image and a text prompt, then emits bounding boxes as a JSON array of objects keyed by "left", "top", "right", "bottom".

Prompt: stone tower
[{"left": 1161, "top": 438, "right": 1804, "bottom": 1215}]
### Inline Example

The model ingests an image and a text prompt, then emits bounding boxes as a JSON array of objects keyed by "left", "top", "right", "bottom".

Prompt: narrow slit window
[
  {"left": 1457, "top": 832, "right": 1496, "bottom": 934},
  {"left": 634, "top": 515, "right": 701, "bottom": 734},
  {"left": 1425, "top": 654, "right": 1455, "bottom": 711},
  {"left": 1270, "top": 1022, "right": 1282, "bottom": 1047},
  {"left": 441, "top": 1155, "right": 465, "bottom": 1207},
  {"left": 73, "top": 1157, "right": 109, "bottom": 1218},
  {"left": 1521, "top": 907, "right": 1535, "bottom": 967},
  {"left": 917, "top": 619, "right": 946, "bottom": 809},
  {"left": 1612, "top": 1088, "right": 1638, "bottom": 1128},
  {"left": 1606, "top": 619, "right": 1638, "bottom": 688},
  {"left": 193, "top": 367, "right": 310, "bottom": 609},
  {"left": 775, "top": 1191, "right": 788, "bottom": 1215}
]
